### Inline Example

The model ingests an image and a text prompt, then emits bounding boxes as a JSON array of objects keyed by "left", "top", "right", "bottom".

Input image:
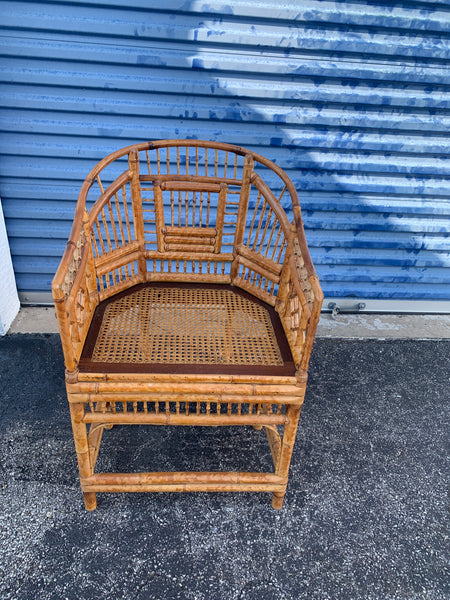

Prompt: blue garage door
[{"left": 1, "top": 0, "right": 449, "bottom": 310}]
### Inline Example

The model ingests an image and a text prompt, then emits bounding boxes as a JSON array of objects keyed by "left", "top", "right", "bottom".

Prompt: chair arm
[
  {"left": 52, "top": 215, "right": 98, "bottom": 371},
  {"left": 276, "top": 229, "right": 323, "bottom": 373}
]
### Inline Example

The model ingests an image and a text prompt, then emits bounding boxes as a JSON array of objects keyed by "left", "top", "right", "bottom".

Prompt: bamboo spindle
[
  {"left": 128, "top": 150, "right": 147, "bottom": 279},
  {"left": 230, "top": 153, "right": 254, "bottom": 281}
]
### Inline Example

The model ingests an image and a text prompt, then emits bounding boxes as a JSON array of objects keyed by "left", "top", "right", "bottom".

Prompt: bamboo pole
[
  {"left": 94, "top": 240, "right": 140, "bottom": 268},
  {"left": 230, "top": 153, "right": 254, "bottom": 281},
  {"left": 161, "top": 181, "right": 221, "bottom": 193},
  {"left": 236, "top": 244, "right": 283, "bottom": 276},
  {"left": 68, "top": 381, "right": 303, "bottom": 396},
  {"left": 98, "top": 274, "right": 142, "bottom": 302},
  {"left": 82, "top": 413, "right": 288, "bottom": 426},
  {"left": 146, "top": 272, "right": 231, "bottom": 284},
  {"left": 140, "top": 174, "right": 239, "bottom": 185},
  {"left": 53, "top": 293, "right": 77, "bottom": 371},
  {"left": 164, "top": 243, "right": 215, "bottom": 253},
  {"left": 152, "top": 180, "right": 165, "bottom": 251},
  {"left": 82, "top": 481, "right": 286, "bottom": 494},
  {"left": 215, "top": 183, "right": 227, "bottom": 252},
  {"left": 83, "top": 210, "right": 99, "bottom": 303},
  {"left": 95, "top": 251, "right": 141, "bottom": 277},
  {"left": 163, "top": 226, "right": 217, "bottom": 237},
  {"left": 69, "top": 401, "right": 97, "bottom": 510},
  {"left": 128, "top": 150, "right": 147, "bottom": 279},
  {"left": 265, "top": 425, "right": 282, "bottom": 470},
  {"left": 232, "top": 277, "right": 277, "bottom": 307},
  {"left": 272, "top": 404, "right": 302, "bottom": 509},
  {"left": 77, "top": 372, "right": 298, "bottom": 385},
  {"left": 85, "top": 471, "right": 286, "bottom": 486},
  {"left": 145, "top": 251, "right": 233, "bottom": 262},
  {"left": 76, "top": 392, "right": 302, "bottom": 404},
  {"left": 87, "top": 423, "right": 105, "bottom": 472},
  {"left": 235, "top": 254, "right": 280, "bottom": 285}
]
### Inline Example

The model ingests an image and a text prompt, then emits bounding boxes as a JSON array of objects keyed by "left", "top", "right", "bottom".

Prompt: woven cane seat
[{"left": 80, "top": 283, "right": 295, "bottom": 376}]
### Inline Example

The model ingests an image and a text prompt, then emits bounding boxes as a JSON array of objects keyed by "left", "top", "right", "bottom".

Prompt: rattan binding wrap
[{"left": 52, "top": 139, "right": 323, "bottom": 511}]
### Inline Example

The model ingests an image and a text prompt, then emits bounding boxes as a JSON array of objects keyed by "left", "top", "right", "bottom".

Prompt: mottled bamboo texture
[{"left": 52, "top": 140, "right": 323, "bottom": 510}]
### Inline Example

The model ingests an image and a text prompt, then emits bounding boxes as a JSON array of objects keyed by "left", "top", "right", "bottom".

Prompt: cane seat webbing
[{"left": 80, "top": 284, "right": 295, "bottom": 375}]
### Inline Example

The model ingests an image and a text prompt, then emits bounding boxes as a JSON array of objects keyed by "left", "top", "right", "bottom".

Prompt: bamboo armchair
[{"left": 52, "top": 140, "right": 323, "bottom": 510}]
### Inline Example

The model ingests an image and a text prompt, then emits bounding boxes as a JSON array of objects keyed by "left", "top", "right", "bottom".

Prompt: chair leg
[
  {"left": 272, "top": 404, "right": 303, "bottom": 509},
  {"left": 83, "top": 492, "right": 97, "bottom": 511},
  {"left": 272, "top": 491, "right": 285, "bottom": 510},
  {"left": 69, "top": 401, "right": 97, "bottom": 510}
]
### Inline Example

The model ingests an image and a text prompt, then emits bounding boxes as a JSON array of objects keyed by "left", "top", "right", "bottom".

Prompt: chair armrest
[
  {"left": 52, "top": 215, "right": 98, "bottom": 371},
  {"left": 276, "top": 227, "right": 323, "bottom": 373}
]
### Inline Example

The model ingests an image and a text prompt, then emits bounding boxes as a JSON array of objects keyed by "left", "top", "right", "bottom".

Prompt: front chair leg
[
  {"left": 69, "top": 401, "right": 97, "bottom": 510},
  {"left": 83, "top": 492, "right": 97, "bottom": 511},
  {"left": 272, "top": 404, "right": 302, "bottom": 509},
  {"left": 272, "top": 491, "right": 285, "bottom": 509}
]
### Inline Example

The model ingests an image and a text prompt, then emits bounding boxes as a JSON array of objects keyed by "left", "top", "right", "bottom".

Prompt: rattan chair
[{"left": 52, "top": 140, "right": 323, "bottom": 510}]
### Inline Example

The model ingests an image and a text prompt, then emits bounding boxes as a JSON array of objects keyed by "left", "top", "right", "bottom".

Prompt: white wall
[{"left": 0, "top": 199, "right": 20, "bottom": 334}]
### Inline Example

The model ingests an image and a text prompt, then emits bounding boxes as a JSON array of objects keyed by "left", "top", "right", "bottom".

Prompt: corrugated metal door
[{"left": 1, "top": 1, "right": 449, "bottom": 309}]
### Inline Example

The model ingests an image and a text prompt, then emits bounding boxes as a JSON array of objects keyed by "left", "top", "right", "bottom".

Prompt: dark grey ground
[{"left": 0, "top": 334, "right": 448, "bottom": 600}]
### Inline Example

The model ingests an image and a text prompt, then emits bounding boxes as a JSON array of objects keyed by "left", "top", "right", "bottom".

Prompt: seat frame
[{"left": 52, "top": 140, "right": 323, "bottom": 510}]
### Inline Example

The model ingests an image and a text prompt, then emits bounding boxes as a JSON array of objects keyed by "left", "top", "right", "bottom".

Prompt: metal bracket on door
[{"left": 328, "top": 302, "right": 366, "bottom": 320}]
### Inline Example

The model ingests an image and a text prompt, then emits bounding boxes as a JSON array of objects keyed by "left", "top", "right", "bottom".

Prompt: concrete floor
[
  {"left": 8, "top": 306, "right": 450, "bottom": 339},
  {"left": 0, "top": 334, "right": 448, "bottom": 599}
]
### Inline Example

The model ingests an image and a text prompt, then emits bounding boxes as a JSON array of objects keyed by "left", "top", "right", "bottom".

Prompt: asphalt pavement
[{"left": 0, "top": 334, "right": 448, "bottom": 600}]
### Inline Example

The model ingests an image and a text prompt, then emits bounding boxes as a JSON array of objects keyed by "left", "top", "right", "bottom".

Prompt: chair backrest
[{"left": 52, "top": 140, "right": 323, "bottom": 374}]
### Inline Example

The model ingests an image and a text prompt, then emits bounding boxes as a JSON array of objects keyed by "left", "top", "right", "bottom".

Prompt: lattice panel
[
  {"left": 91, "top": 182, "right": 135, "bottom": 259},
  {"left": 141, "top": 146, "right": 246, "bottom": 180},
  {"left": 91, "top": 286, "right": 284, "bottom": 366},
  {"left": 85, "top": 400, "right": 286, "bottom": 417},
  {"left": 243, "top": 183, "right": 287, "bottom": 264}
]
